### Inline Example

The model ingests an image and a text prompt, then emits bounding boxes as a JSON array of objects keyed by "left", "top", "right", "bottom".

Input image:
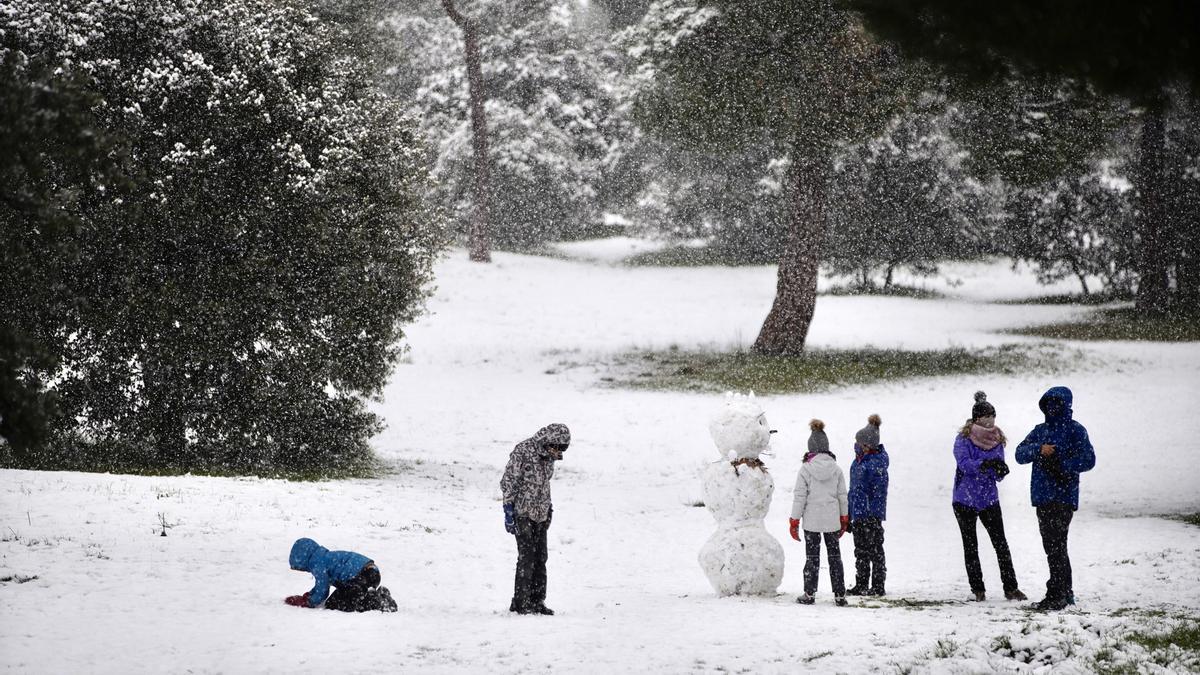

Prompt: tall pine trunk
[
  {"left": 752, "top": 150, "right": 828, "bottom": 356},
  {"left": 441, "top": 0, "right": 491, "bottom": 263},
  {"left": 1135, "top": 95, "right": 1170, "bottom": 314}
]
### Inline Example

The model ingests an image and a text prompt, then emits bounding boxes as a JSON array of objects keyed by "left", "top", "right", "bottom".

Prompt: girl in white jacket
[{"left": 789, "top": 420, "right": 849, "bottom": 606}]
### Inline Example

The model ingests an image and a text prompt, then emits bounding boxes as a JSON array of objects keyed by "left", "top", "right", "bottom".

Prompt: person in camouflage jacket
[{"left": 500, "top": 423, "right": 571, "bottom": 615}]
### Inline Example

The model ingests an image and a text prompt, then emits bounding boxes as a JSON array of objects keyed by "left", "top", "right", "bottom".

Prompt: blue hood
[
  {"left": 289, "top": 537, "right": 324, "bottom": 571},
  {"left": 1038, "top": 386, "right": 1074, "bottom": 422}
]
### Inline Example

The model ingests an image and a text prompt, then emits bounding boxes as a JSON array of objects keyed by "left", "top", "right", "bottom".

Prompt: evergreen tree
[
  {"left": 1, "top": 0, "right": 444, "bottom": 474},
  {"left": 389, "top": 0, "right": 619, "bottom": 249},
  {"left": 849, "top": 0, "right": 1200, "bottom": 313},
  {"left": 826, "top": 105, "right": 975, "bottom": 289}
]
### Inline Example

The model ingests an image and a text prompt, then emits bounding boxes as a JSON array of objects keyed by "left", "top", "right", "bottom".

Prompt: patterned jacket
[{"left": 500, "top": 423, "right": 571, "bottom": 522}]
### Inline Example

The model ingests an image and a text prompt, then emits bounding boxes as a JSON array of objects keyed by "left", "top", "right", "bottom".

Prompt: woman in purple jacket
[{"left": 952, "top": 392, "right": 1027, "bottom": 602}]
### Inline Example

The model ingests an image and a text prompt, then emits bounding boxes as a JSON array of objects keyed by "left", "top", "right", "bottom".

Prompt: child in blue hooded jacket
[
  {"left": 1014, "top": 386, "right": 1096, "bottom": 611},
  {"left": 847, "top": 414, "right": 888, "bottom": 596},
  {"left": 285, "top": 538, "right": 397, "bottom": 612}
]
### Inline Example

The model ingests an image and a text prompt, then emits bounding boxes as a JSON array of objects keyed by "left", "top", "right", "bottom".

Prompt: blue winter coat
[
  {"left": 1014, "top": 386, "right": 1096, "bottom": 510},
  {"left": 848, "top": 444, "right": 889, "bottom": 521},
  {"left": 289, "top": 538, "right": 373, "bottom": 607}
]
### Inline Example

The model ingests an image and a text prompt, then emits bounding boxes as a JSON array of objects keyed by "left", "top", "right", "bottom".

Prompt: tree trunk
[
  {"left": 145, "top": 353, "right": 188, "bottom": 467},
  {"left": 884, "top": 265, "right": 895, "bottom": 290},
  {"left": 441, "top": 0, "right": 491, "bottom": 263},
  {"left": 1174, "top": 95, "right": 1200, "bottom": 314},
  {"left": 1134, "top": 94, "right": 1170, "bottom": 314},
  {"left": 752, "top": 150, "right": 828, "bottom": 356}
]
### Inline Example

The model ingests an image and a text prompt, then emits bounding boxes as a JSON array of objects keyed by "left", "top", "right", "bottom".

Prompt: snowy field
[{"left": 3, "top": 243, "right": 1199, "bottom": 673}]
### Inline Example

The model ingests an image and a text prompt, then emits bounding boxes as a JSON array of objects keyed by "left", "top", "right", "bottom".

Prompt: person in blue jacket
[
  {"left": 1014, "top": 386, "right": 1096, "bottom": 611},
  {"left": 285, "top": 538, "right": 397, "bottom": 612},
  {"left": 846, "top": 414, "right": 888, "bottom": 597}
]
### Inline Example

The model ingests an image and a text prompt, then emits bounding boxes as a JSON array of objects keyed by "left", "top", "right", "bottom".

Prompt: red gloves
[
  {"left": 838, "top": 515, "right": 850, "bottom": 539},
  {"left": 789, "top": 518, "right": 801, "bottom": 542},
  {"left": 284, "top": 592, "right": 311, "bottom": 607}
]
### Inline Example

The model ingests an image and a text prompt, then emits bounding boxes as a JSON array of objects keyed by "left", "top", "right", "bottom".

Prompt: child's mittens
[
  {"left": 285, "top": 592, "right": 311, "bottom": 607},
  {"left": 789, "top": 518, "right": 801, "bottom": 542}
]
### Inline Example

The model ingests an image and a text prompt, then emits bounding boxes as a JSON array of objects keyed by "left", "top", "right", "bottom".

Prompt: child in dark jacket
[
  {"left": 952, "top": 392, "right": 1026, "bottom": 602},
  {"left": 1015, "top": 386, "right": 1096, "bottom": 611},
  {"left": 285, "top": 538, "right": 397, "bottom": 612},
  {"left": 847, "top": 414, "right": 888, "bottom": 596}
]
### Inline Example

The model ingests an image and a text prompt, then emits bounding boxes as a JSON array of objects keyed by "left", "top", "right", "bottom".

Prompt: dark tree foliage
[
  {"left": 629, "top": 0, "right": 908, "bottom": 354},
  {"left": 847, "top": 1, "right": 1200, "bottom": 102},
  {"left": 1, "top": 0, "right": 444, "bottom": 475},
  {"left": 0, "top": 52, "right": 128, "bottom": 452}
]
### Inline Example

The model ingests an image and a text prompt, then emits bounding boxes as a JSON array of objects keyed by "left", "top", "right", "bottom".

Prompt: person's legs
[
  {"left": 530, "top": 519, "right": 550, "bottom": 609},
  {"left": 824, "top": 531, "right": 846, "bottom": 596},
  {"left": 851, "top": 519, "right": 871, "bottom": 591},
  {"left": 979, "top": 503, "right": 1019, "bottom": 594},
  {"left": 512, "top": 517, "right": 539, "bottom": 612},
  {"left": 953, "top": 503, "right": 985, "bottom": 593},
  {"left": 325, "top": 564, "right": 379, "bottom": 612},
  {"left": 1037, "top": 503, "right": 1074, "bottom": 605},
  {"left": 868, "top": 519, "right": 886, "bottom": 594},
  {"left": 802, "top": 530, "right": 822, "bottom": 597}
]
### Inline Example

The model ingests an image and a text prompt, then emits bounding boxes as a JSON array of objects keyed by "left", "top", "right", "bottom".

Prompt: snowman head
[{"left": 707, "top": 393, "right": 773, "bottom": 461}]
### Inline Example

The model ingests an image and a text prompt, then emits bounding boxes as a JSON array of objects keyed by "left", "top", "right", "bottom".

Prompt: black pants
[
  {"left": 953, "top": 502, "right": 1019, "bottom": 594},
  {"left": 325, "top": 564, "right": 382, "bottom": 612},
  {"left": 512, "top": 516, "right": 549, "bottom": 611},
  {"left": 1036, "top": 502, "right": 1075, "bottom": 603},
  {"left": 803, "top": 530, "right": 845, "bottom": 596},
  {"left": 852, "top": 517, "right": 886, "bottom": 592}
]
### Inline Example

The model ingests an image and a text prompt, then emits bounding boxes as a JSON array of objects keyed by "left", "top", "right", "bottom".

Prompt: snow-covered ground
[{"left": 3, "top": 244, "right": 1199, "bottom": 673}]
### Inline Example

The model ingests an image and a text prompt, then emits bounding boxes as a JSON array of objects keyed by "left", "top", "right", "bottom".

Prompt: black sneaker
[
  {"left": 972, "top": 591, "right": 986, "bottom": 602},
  {"left": 834, "top": 596, "right": 848, "bottom": 607},
  {"left": 1004, "top": 589, "right": 1028, "bottom": 601},
  {"left": 1031, "top": 597, "right": 1069, "bottom": 611},
  {"left": 867, "top": 588, "right": 886, "bottom": 597},
  {"left": 846, "top": 586, "right": 869, "bottom": 596},
  {"left": 796, "top": 594, "right": 815, "bottom": 605},
  {"left": 533, "top": 604, "right": 555, "bottom": 616}
]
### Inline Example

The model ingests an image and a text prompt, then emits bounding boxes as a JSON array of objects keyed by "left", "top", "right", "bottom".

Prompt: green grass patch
[
  {"left": 622, "top": 244, "right": 767, "bottom": 267},
  {"left": 995, "top": 290, "right": 1133, "bottom": 306},
  {"left": 1128, "top": 619, "right": 1200, "bottom": 653},
  {"left": 1167, "top": 513, "right": 1200, "bottom": 527},
  {"left": 1007, "top": 308, "right": 1200, "bottom": 342},
  {"left": 606, "top": 344, "right": 1071, "bottom": 395},
  {"left": 822, "top": 283, "right": 946, "bottom": 300}
]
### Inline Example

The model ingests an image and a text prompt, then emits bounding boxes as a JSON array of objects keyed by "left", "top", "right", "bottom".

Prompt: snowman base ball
[{"left": 699, "top": 523, "right": 785, "bottom": 596}]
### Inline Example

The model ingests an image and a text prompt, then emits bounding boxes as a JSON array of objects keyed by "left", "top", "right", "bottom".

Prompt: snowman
[{"left": 698, "top": 394, "right": 785, "bottom": 596}]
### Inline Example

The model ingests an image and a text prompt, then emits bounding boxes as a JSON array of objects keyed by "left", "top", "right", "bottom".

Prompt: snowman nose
[{"left": 769, "top": 429, "right": 778, "bottom": 434}]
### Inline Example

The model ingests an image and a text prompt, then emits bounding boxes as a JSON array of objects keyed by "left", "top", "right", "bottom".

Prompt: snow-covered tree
[
  {"left": 1, "top": 0, "right": 444, "bottom": 474},
  {"left": 1006, "top": 171, "right": 1137, "bottom": 296},
  {"left": 388, "top": 0, "right": 621, "bottom": 249},
  {"left": 827, "top": 107, "right": 976, "bottom": 289}
]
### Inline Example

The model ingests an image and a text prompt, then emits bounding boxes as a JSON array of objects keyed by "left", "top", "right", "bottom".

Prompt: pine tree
[{"left": 626, "top": 0, "right": 908, "bottom": 354}]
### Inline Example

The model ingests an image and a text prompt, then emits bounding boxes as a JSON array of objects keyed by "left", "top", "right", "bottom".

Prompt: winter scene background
[{"left": 2, "top": 0, "right": 1199, "bottom": 673}]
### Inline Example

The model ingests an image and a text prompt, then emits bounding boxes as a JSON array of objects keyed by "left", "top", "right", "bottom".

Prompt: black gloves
[{"left": 982, "top": 458, "right": 1010, "bottom": 478}]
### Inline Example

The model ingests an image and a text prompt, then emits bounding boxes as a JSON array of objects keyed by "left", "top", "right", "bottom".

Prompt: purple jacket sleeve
[{"left": 953, "top": 436, "right": 984, "bottom": 475}]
